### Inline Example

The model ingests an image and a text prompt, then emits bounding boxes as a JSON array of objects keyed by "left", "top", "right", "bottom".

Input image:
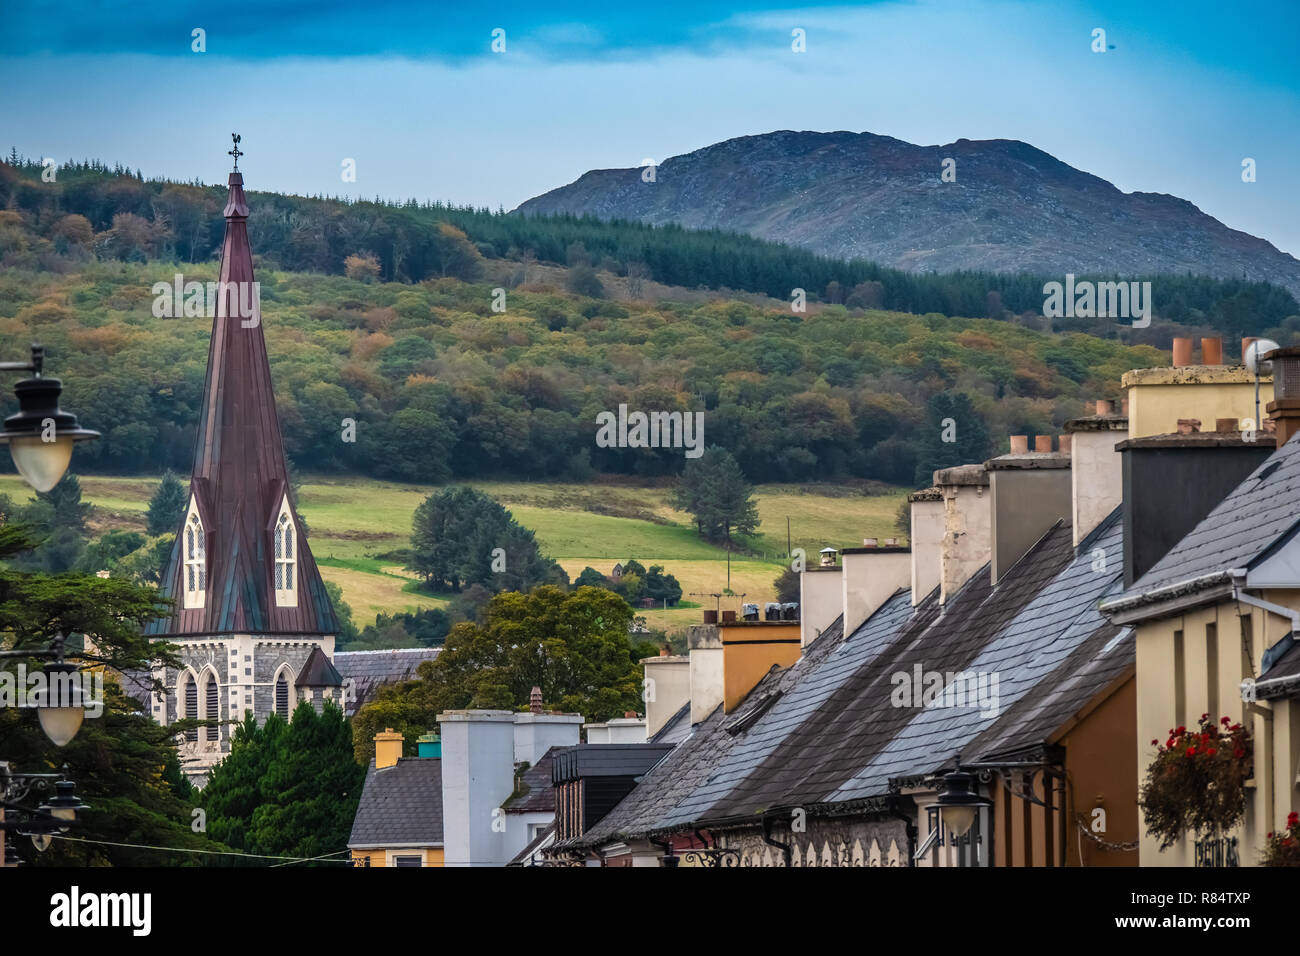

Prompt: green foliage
[
  {"left": 409, "top": 485, "right": 566, "bottom": 592},
  {"left": 773, "top": 565, "right": 800, "bottom": 604},
  {"left": 203, "top": 703, "right": 365, "bottom": 862},
  {"left": 671, "top": 447, "right": 760, "bottom": 543},
  {"left": 324, "top": 580, "right": 359, "bottom": 644},
  {"left": 4, "top": 156, "right": 1293, "bottom": 491},
  {"left": 912, "top": 391, "right": 993, "bottom": 487},
  {"left": 338, "top": 607, "right": 451, "bottom": 650},
  {"left": 352, "top": 585, "right": 655, "bottom": 763},
  {"left": 146, "top": 470, "right": 187, "bottom": 535}
]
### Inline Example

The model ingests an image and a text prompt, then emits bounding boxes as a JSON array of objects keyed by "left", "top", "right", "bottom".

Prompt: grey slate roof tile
[
  {"left": 348, "top": 756, "right": 443, "bottom": 847},
  {"left": 1117, "top": 432, "right": 1300, "bottom": 599},
  {"left": 334, "top": 647, "right": 440, "bottom": 717}
]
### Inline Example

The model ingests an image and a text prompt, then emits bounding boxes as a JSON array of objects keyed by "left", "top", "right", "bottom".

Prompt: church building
[{"left": 145, "top": 144, "right": 342, "bottom": 784}]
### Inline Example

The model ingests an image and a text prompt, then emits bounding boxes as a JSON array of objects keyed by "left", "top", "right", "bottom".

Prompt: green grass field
[{"left": 0, "top": 473, "right": 909, "bottom": 635}]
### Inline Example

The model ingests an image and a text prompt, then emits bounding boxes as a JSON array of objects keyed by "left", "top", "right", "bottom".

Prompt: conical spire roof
[{"left": 148, "top": 160, "right": 337, "bottom": 638}]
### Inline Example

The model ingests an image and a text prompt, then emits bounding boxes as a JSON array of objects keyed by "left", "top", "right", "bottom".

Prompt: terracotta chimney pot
[
  {"left": 1122, "top": 397, "right": 1130, "bottom": 415},
  {"left": 1172, "top": 337, "right": 1193, "bottom": 368},
  {"left": 1176, "top": 418, "right": 1201, "bottom": 435},
  {"left": 530, "top": 686, "right": 544, "bottom": 714},
  {"left": 1058, "top": 435, "right": 1072, "bottom": 454},
  {"left": 1242, "top": 337, "right": 1258, "bottom": 365},
  {"left": 1009, "top": 435, "right": 1029, "bottom": 454},
  {"left": 1202, "top": 336, "right": 1223, "bottom": 366},
  {"left": 1095, "top": 399, "right": 1113, "bottom": 416},
  {"left": 863, "top": 537, "right": 878, "bottom": 548},
  {"left": 1034, "top": 435, "right": 1053, "bottom": 453},
  {"left": 1216, "top": 417, "right": 1238, "bottom": 434}
]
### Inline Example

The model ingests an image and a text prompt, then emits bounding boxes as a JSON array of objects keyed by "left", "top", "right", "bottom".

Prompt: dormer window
[
  {"left": 183, "top": 498, "right": 206, "bottom": 609},
  {"left": 274, "top": 497, "right": 297, "bottom": 606}
]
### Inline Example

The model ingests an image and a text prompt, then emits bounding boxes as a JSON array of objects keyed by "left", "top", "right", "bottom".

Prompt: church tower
[{"left": 147, "top": 140, "right": 341, "bottom": 784}]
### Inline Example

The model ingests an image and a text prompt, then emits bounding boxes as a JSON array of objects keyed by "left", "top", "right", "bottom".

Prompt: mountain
[{"left": 516, "top": 130, "right": 1300, "bottom": 298}]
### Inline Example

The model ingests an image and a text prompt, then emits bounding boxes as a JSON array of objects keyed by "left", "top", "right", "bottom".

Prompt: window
[
  {"left": 275, "top": 674, "right": 290, "bottom": 719},
  {"left": 183, "top": 674, "right": 198, "bottom": 742},
  {"left": 273, "top": 498, "right": 297, "bottom": 607},
  {"left": 392, "top": 855, "right": 423, "bottom": 867},
  {"left": 205, "top": 674, "right": 219, "bottom": 741},
  {"left": 183, "top": 501, "right": 206, "bottom": 609}
]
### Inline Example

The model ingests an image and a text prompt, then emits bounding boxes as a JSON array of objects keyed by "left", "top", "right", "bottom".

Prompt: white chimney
[
  {"left": 800, "top": 557, "right": 842, "bottom": 647},
  {"left": 437, "top": 710, "right": 516, "bottom": 867},
  {"left": 1066, "top": 410, "right": 1128, "bottom": 546},
  {"left": 840, "top": 542, "right": 911, "bottom": 635},
  {"left": 932, "top": 464, "right": 991, "bottom": 604},
  {"left": 642, "top": 653, "right": 690, "bottom": 737},
  {"left": 908, "top": 488, "right": 944, "bottom": 605},
  {"left": 513, "top": 711, "right": 583, "bottom": 766},
  {"left": 686, "top": 623, "right": 724, "bottom": 724}
]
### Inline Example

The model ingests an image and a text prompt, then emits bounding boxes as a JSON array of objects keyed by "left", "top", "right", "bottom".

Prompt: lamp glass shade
[
  {"left": 8, "top": 434, "right": 74, "bottom": 493},
  {"left": 31, "top": 832, "right": 53, "bottom": 852},
  {"left": 940, "top": 804, "right": 977, "bottom": 837},
  {"left": 37, "top": 706, "right": 84, "bottom": 747}
]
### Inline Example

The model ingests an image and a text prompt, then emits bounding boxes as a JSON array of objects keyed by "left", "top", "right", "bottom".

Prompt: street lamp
[
  {"left": 1, "top": 764, "right": 89, "bottom": 858},
  {"left": 32, "top": 661, "right": 86, "bottom": 747},
  {"left": 0, "top": 345, "right": 99, "bottom": 492},
  {"left": 935, "top": 770, "right": 991, "bottom": 839}
]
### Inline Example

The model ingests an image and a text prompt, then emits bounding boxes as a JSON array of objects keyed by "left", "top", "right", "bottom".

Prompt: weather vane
[{"left": 229, "top": 132, "right": 243, "bottom": 170}]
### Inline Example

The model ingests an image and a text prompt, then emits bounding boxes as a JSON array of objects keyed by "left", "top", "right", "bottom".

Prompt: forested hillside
[
  {"left": 3, "top": 156, "right": 1297, "bottom": 337},
  {"left": 2, "top": 156, "right": 1296, "bottom": 488}
]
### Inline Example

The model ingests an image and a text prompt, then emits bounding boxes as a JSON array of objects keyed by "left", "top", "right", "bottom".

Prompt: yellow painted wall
[
  {"left": 1123, "top": 366, "right": 1272, "bottom": 439},
  {"left": 1133, "top": 599, "right": 1299, "bottom": 866},
  {"left": 718, "top": 622, "right": 801, "bottom": 713},
  {"left": 350, "top": 846, "right": 444, "bottom": 867}
]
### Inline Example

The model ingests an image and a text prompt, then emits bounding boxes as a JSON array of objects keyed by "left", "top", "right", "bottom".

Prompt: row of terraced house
[{"left": 348, "top": 335, "right": 1300, "bottom": 867}]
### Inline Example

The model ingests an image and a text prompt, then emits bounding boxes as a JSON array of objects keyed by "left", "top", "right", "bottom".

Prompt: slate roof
[
  {"left": 503, "top": 747, "right": 559, "bottom": 814},
  {"left": 148, "top": 170, "right": 337, "bottom": 638},
  {"left": 572, "top": 507, "right": 1133, "bottom": 844},
  {"left": 569, "top": 615, "right": 847, "bottom": 848},
  {"left": 334, "top": 647, "right": 441, "bottom": 717},
  {"left": 1256, "top": 635, "right": 1300, "bottom": 700},
  {"left": 650, "top": 702, "right": 692, "bottom": 745},
  {"left": 1110, "top": 432, "right": 1300, "bottom": 604},
  {"left": 551, "top": 744, "right": 675, "bottom": 784},
  {"left": 348, "top": 757, "right": 443, "bottom": 848},
  {"left": 295, "top": 645, "right": 343, "bottom": 687}
]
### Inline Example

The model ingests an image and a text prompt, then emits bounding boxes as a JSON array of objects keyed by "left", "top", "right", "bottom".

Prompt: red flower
[
  {"left": 1201, "top": 713, "right": 1209, "bottom": 720},
  {"left": 1206, "top": 748, "right": 1217, "bottom": 756},
  {"left": 1268, "top": 832, "right": 1275, "bottom": 839},
  {"left": 1234, "top": 748, "right": 1245, "bottom": 759},
  {"left": 1187, "top": 747, "right": 1198, "bottom": 757},
  {"left": 1176, "top": 725, "right": 1186, "bottom": 734},
  {"left": 1221, "top": 716, "right": 1231, "bottom": 726},
  {"left": 1151, "top": 739, "right": 1159, "bottom": 746}
]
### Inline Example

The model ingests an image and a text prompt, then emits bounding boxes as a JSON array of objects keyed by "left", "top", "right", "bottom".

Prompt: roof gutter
[
  {"left": 1099, "top": 571, "right": 1233, "bottom": 625},
  {"left": 1232, "top": 568, "right": 1300, "bottom": 703}
]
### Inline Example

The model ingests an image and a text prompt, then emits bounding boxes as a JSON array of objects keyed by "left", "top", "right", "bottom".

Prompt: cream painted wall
[
  {"left": 1134, "top": 599, "right": 1298, "bottom": 866},
  {"left": 642, "top": 655, "right": 690, "bottom": 737},
  {"left": 800, "top": 568, "right": 842, "bottom": 647},
  {"left": 1124, "top": 367, "right": 1271, "bottom": 440}
]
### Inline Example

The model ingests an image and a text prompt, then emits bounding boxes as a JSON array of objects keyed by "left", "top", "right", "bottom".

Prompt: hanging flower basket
[
  {"left": 1262, "top": 812, "right": 1300, "bottom": 866},
  {"left": 1138, "top": 714, "right": 1252, "bottom": 850}
]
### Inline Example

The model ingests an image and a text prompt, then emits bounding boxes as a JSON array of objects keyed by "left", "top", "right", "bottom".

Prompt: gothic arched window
[
  {"left": 183, "top": 501, "right": 206, "bottom": 609},
  {"left": 275, "top": 673, "right": 290, "bottom": 720},
  {"left": 204, "top": 673, "right": 219, "bottom": 741},
  {"left": 183, "top": 673, "right": 198, "bottom": 742},
  {"left": 273, "top": 499, "right": 297, "bottom": 607}
]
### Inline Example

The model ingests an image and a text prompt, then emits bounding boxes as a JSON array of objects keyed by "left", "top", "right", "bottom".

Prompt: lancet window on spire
[
  {"left": 274, "top": 497, "right": 297, "bottom": 606},
  {"left": 183, "top": 498, "right": 206, "bottom": 609}
]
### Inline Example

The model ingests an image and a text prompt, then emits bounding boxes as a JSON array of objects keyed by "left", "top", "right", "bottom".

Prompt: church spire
[{"left": 148, "top": 139, "right": 337, "bottom": 638}]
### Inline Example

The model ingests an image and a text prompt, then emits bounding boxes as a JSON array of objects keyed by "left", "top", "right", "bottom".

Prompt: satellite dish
[{"left": 1245, "top": 338, "right": 1281, "bottom": 376}]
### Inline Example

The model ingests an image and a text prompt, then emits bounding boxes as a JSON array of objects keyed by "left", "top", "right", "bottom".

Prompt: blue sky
[{"left": 4, "top": 0, "right": 1299, "bottom": 254}]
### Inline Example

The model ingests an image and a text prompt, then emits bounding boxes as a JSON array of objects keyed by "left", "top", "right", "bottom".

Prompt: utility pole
[{"left": 787, "top": 516, "right": 791, "bottom": 556}]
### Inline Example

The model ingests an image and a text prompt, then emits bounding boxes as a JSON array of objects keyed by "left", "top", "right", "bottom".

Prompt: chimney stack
[
  {"left": 932, "top": 464, "right": 991, "bottom": 604},
  {"left": 840, "top": 541, "right": 911, "bottom": 635},
  {"left": 908, "top": 488, "right": 944, "bottom": 605},
  {"left": 1065, "top": 405, "right": 1128, "bottom": 547},
  {"left": 641, "top": 651, "right": 690, "bottom": 736},
  {"left": 1265, "top": 346, "right": 1300, "bottom": 444},
  {"left": 985, "top": 442, "right": 1071, "bottom": 585},
  {"left": 800, "top": 546, "right": 843, "bottom": 647},
  {"left": 374, "top": 728, "right": 404, "bottom": 770}
]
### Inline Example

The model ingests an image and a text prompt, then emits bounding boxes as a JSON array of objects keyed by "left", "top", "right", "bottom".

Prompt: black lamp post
[
  {"left": 0, "top": 344, "right": 99, "bottom": 492},
  {"left": 1, "top": 764, "right": 89, "bottom": 858}
]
